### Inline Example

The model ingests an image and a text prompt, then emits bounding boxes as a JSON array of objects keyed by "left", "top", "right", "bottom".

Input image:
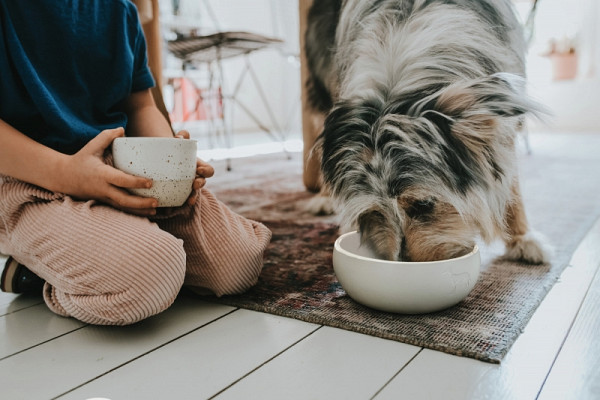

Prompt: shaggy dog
[{"left": 303, "top": 0, "right": 550, "bottom": 263}]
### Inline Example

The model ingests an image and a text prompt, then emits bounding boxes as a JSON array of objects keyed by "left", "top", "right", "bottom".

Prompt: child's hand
[
  {"left": 59, "top": 127, "right": 159, "bottom": 216},
  {"left": 174, "top": 130, "right": 214, "bottom": 207},
  {"left": 186, "top": 157, "right": 215, "bottom": 206}
]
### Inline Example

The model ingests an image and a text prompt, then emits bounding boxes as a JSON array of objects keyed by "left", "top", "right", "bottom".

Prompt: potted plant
[{"left": 543, "top": 36, "right": 578, "bottom": 81}]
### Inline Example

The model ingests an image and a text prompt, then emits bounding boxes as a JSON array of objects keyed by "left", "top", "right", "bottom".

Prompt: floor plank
[
  {"left": 0, "top": 292, "right": 44, "bottom": 317},
  {"left": 537, "top": 260, "right": 600, "bottom": 399},
  {"left": 214, "top": 326, "right": 421, "bottom": 400},
  {"left": 0, "top": 303, "right": 85, "bottom": 360},
  {"left": 59, "top": 309, "right": 320, "bottom": 400},
  {"left": 0, "top": 297, "right": 234, "bottom": 400},
  {"left": 374, "top": 217, "right": 600, "bottom": 400}
]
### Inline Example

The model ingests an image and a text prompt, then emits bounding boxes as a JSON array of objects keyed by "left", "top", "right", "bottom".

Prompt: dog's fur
[{"left": 303, "top": 0, "right": 551, "bottom": 263}]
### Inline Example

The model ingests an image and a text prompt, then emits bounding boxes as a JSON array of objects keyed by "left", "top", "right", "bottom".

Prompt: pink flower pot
[{"left": 550, "top": 53, "right": 578, "bottom": 81}]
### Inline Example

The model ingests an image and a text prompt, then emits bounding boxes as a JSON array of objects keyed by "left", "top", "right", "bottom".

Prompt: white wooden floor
[{"left": 2, "top": 142, "right": 600, "bottom": 400}]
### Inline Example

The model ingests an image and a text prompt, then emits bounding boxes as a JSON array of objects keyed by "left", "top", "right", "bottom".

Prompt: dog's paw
[
  {"left": 306, "top": 194, "right": 336, "bottom": 216},
  {"left": 504, "top": 231, "right": 553, "bottom": 264}
]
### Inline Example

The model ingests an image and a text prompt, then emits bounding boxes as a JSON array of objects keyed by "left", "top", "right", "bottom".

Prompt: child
[{"left": 0, "top": 0, "right": 271, "bottom": 325}]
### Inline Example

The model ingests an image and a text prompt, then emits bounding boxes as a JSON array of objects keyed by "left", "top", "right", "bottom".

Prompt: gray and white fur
[{"left": 304, "top": 0, "right": 551, "bottom": 262}]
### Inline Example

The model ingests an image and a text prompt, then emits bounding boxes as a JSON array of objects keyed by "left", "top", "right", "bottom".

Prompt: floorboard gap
[
  {"left": 0, "top": 324, "right": 89, "bottom": 362},
  {"left": 207, "top": 325, "right": 324, "bottom": 399},
  {"left": 370, "top": 348, "right": 424, "bottom": 400},
  {"left": 52, "top": 307, "right": 241, "bottom": 400},
  {"left": 534, "top": 264, "right": 600, "bottom": 400}
]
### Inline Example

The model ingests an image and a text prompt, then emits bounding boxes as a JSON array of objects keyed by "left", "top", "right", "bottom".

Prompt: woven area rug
[{"left": 205, "top": 132, "right": 600, "bottom": 363}]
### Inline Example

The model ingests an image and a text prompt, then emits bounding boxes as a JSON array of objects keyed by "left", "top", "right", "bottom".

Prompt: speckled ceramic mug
[{"left": 112, "top": 137, "right": 197, "bottom": 207}]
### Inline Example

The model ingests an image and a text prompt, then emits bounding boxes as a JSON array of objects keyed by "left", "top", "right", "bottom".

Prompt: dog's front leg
[
  {"left": 299, "top": 0, "right": 322, "bottom": 193},
  {"left": 503, "top": 179, "right": 552, "bottom": 264},
  {"left": 301, "top": 110, "right": 325, "bottom": 192},
  {"left": 300, "top": 101, "right": 336, "bottom": 215},
  {"left": 306, "top": 185, "right": 336, "bottom": 216}
]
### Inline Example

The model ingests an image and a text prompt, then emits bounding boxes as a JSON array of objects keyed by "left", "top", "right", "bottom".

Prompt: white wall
[{"left": 516, "top": 0, "right": 600, "bottom": 132}]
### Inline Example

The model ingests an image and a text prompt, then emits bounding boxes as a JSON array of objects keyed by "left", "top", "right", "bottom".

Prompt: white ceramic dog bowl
[
  {"left": 333, "top": 231, "right": 480, "bottom": 314},
  {"left": 112, "top": 137, "right": 197, "bottom": 207}
]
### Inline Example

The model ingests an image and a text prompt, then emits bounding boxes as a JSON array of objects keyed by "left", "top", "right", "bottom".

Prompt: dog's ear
[
  {"left": 428, "top": 73, "right": 542, "bottom": 148},
  {"left": 435, "top": 73, "right": 535, "bottom": 118}
]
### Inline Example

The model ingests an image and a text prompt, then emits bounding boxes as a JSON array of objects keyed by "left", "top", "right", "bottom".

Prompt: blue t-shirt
[{"left": 0, "top": 0, "right": 155, "bottom": 154}]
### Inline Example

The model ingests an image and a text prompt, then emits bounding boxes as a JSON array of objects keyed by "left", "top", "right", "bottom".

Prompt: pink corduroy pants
[{"left": 0, "top": 175, "right": 271, "bottom": 325}]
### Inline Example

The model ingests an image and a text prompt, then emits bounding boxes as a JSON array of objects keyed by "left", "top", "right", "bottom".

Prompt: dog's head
[{"left": 319, "top": 74, "right": 539, "bottom": 261}]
